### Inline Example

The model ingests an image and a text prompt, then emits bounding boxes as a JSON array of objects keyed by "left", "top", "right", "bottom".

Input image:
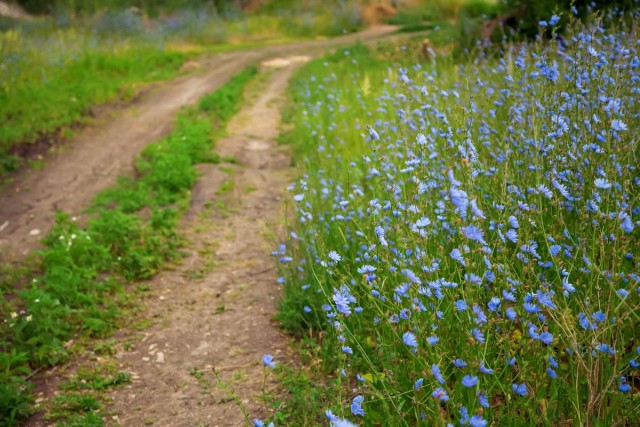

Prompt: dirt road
[{"left": 0, "top": 25, "right": 396, "bottom": 259}]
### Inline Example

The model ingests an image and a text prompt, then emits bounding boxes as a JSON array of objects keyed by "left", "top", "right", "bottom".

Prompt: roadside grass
[
  {"left": 269, "top": 11, "right": 640, "bottom": 427},
  {"left": 0, "top": 66, "right": 257, "bottom": 426}
]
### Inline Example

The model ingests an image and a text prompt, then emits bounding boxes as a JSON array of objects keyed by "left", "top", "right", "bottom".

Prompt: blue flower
[
  {"left": 262, "top": 354, "right": 276, "bottom": 368},
  {"left": 453, "top": 359, "right": 467, "bottom": 368},
  {"left": 547, "top": 368, "right": 558, "bottom": 379},
  {"left": 331, "top": 418, "right": 358, "bottom": 427},
  {"left": 540, "top": 332, "right": 554, "bottom": 345},
  {"left": 479, "top": 362, "right": 494, "bottom": 375},
  {"left": 487, "top": 297, "right": 500, "bottom": 312},
  {"left": 472, "top": 328, "right": 485, "bottom": 343},
  {"left": 537, "top": 290, "right": 557, "bottom": 309},
  {"left": 462, "top": 225, "right": 487, "bottom": 245},
  {"left": 325, "top": 410, "right": 338, "bottom": 422},
  {"left": 594, "top": 178, "right": 612, "bottom": 189},
  {"left": 415, "top": 378, "right": 424, "bottom": 389},
  {"left": 512, "top": 383, "right": 528, "bottom": 396},
  {"left": 426, "top": 336, "right": 439, "bottom": 345},
  {"left": 454, "top": 300, "right": 468, "bottom": 311},
  {"left": 403, "top": 331, "right": 418, "bottom": 348},
  {"left": 478, "top": 392, "right": 489, "bottom": 408},
  {"left": 432, "top": 387, "right": 449, "bottom": 401},
  {"left": 351, "top": 395, "right": 365, "bottom": 416},
  {"left": 611, "top": 119, "right": 627, "bottom": 131},
  {"left": 462, "top": 375, "right": 478, "bottom": 388},
  {"left": 432, "top": 364, "right": 446, "bottom": 384},
  {"left": 469, "top": 415, "right": 488, "bottom": 427},
  {"left": 328, "top": 251, "right": 342, "bottom": 262},
  {"left": 342, "top": 346, "right": 353, "bottom": 355}
]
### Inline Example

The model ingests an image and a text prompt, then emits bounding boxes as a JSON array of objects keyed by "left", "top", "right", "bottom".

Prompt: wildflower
[
  {"left": 540, "top": 332, "right": 554, "bottom": 345},
  {"left": 454, "top": 300, "right": 467, "bottom": 311},
  {"left": 342, "top": 346, "right": 353, "bottom": 355},
  {"left": 368, "top": 128, "right": 380, "bottom": 140},
  {"left": 333, "top": 292, "right": 352, "bottom": 316},
  {"left": 462, "top": 225, "right": 487, "bottom": 245},
  {"left": 469, "top": 415, "right": 488, "bottom": 427},
  {"left": 512, "top": 383, "right": 528, "bottom": 396},
  {"left": 611, "top": 119, "right": 627, "bottom": 131},
  {"left": 253, "top": 419, "right": 274, "bottom": 427},
  {"left": 478, "top": 392, "right": 489, "bottom": 408},
  {"left": 479, "top": 362, "right": 494, "bottom": 375},
  {"left": 351, "top": 395, "right": 365, "bottom": 416},
  {"left": 547, "top": 368, "right": 558, "bottom": 379},
  {"left": 325, "top": 410, "right": 339, "bottom": 422},
  {"left": 426, "top": 336, "right": 439, "bottom": 345},
  {"left": 472, "top": 328, "right": 485, "bottom": 343},
  {"left": 594, "top": 178, "right": 612, "bottom": 189},
  {"left": 432, "top": 387, "right": 449, "bottom": 401},
  {"left": 432, "top": 364, "right": 446, "bottom": 384},
  {"left": 450, "top": 248, "right": 466, "bottom": 266},
  {"left": 403, "top": 331, "right": 418, "bottom": 348},
  {"left": 488, "top": 297, "right": 500, "bottom": 312},
  {"left": 262, "top": 355, "right": 276, "bottom": 368},
  {"left": 332, "top": 419, "right": 358, "bottom": 427},
  {"left": 453, "top": 359, "right": 467, "bottom": 368},
  {"left": 536, "top": 290, "right": 557, "bottom": 309},
  {"left": 403, "top": 269, "right": 422, "bottom": 284},
  {"left": 462, "top": 375, "right": 478, "bottom": 388},
  {"left": 415, "top": 378, "right": 424, "bottom": 389},
  {"left": 328, "top": 251, "right": 342, "bottom": 262}
]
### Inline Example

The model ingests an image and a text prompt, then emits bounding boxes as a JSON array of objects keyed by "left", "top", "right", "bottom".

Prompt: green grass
[{"left": 0, "top": 65, "right": 257, "bottom": 426}]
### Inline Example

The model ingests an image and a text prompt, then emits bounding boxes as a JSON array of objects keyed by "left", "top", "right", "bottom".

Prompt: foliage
[
  {"left": 0, "top": 66, "right": 256, "bottom": 425},
  {"left": 274, "top": 12, "right": 640, "bottom": 426}
]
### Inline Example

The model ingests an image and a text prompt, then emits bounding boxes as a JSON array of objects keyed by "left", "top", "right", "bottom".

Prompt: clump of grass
[
  {"left": 273, "top": 11, "right": 640, "bottom": 427},
  {"left": 0, "top": 66, "right": 257, "bottom": 425}
]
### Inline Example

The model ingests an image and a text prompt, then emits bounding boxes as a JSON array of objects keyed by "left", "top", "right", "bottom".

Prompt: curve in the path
[{"left": 0, "top": 25, "right": 396, "bottom": 259}]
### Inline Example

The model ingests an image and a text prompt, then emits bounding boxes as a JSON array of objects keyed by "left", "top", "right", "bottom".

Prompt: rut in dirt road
[
  {"left": 95, "top": 63, "right": 298, "bottom": 426},
  {"left": 0, "top": 25, "right": 396, "bottom": 260}
]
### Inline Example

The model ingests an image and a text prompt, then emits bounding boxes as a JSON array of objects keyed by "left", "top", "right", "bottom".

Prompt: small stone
[
  {"left": 29, "top": 229, "right": 41, "bottom": 236},
  {"left": 156, "top": 352, "right": 165, "bottom": 363}
]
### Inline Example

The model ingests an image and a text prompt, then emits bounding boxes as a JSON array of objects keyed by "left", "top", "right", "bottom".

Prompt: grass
[
  {"left": 0, "top": 65, "right": 257, "bottom": 426},
  {"left": 267, "top": 11, "right": 640, "bottom": 427}
]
